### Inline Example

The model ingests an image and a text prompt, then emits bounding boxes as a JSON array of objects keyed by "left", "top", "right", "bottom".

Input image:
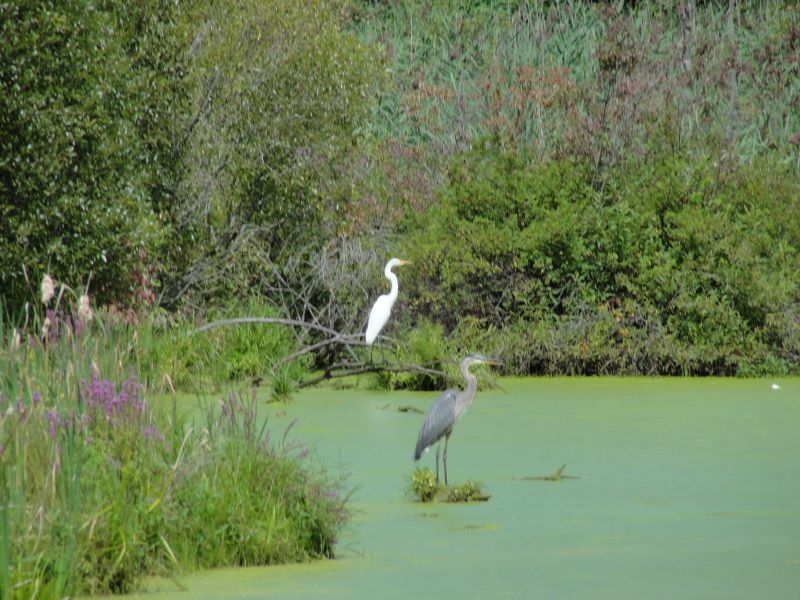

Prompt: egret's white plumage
[{"left": 366, "top": 258, "right": 410, "bottom": 345}]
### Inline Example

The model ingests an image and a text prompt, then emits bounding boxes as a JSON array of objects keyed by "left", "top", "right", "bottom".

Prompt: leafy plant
[{"left": 399, "top": 138, "right": 800, "bottom": 376}]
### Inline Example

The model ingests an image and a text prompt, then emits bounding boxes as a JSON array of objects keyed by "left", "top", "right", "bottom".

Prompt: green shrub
[
  {"left": 0, "top": 1, "right": 181, "bottom": 308},
  {"left": 102, "top": 297, "right": 311, "bottom": 394},
  {"left": 400, "top": 140, "right": 800, "bottom": 375},
  {"left": 375, "top": 319, "right": 450, "bottom": 390},
  {"left": 160, "top": 0, "right": 383, "bottom": 306}
]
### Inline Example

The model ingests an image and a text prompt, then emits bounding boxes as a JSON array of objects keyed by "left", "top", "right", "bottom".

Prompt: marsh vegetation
[{"left": 2, "top": 0, "right": 799, "bottom": 596}]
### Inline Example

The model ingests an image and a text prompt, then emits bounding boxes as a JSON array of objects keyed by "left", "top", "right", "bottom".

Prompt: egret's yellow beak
[{"left": 399, "top": 259, "right": 412, "bottom": 265}]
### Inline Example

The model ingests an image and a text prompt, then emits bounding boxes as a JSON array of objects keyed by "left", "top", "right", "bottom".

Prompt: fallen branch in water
[
  {"left": 297, "top": 360, "right": 448, "bottom": 388},
  {"left": 512, "top": 464, "right": 580, "bottom": 482}
]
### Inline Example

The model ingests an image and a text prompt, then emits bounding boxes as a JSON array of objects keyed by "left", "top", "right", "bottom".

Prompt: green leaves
[
  {"left": 401, "top": 141, "right": 800, "bottom": 375},
  {"left": 0, "top": 0, "right": 179, "bottom": 307}
]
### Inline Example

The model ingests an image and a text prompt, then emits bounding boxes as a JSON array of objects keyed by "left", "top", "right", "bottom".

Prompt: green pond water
[{"left": 121, "top": 378, "right": 799, "bottom": 599}]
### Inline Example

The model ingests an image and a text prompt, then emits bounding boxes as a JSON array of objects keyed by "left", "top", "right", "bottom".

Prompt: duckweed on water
[{"left": 410, "top": 468, "right": 490, "bottom": 503}]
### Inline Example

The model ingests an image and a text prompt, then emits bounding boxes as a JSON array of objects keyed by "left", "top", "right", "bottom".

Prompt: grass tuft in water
[
  {"left": 410, "top": 467, "right": 439, "bottom": 502},
  {"left": 410, "top": 468, "right": 490, "bottom": 503},
  {"left": 446, "top": 480, "right": 490, "bottom": 503}
]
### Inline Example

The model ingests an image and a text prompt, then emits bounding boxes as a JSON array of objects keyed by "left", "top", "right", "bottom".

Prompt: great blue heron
[
  {"left": 413, "top": 353, "right": 501, "bottom": 485},
  {"left": 365, "top": 258, "right": 411, "bottom": 361}
]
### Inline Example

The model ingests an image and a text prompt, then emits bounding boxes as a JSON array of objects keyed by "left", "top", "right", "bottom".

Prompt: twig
[{"left": 298, "top": 361, "right": 449, "bottom": 388}]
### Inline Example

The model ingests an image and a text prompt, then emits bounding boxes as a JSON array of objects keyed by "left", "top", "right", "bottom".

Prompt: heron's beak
[{"left": 485, "top": 357, "right": 503, "bottom": 366}]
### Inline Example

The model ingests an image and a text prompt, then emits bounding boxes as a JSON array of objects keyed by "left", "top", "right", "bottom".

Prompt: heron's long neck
[
  {"left": 385, "top": 268, "right": 399, "bottom": 302},
  {"left": 461, "top": 363, "right": 478, "bottom": 404}
]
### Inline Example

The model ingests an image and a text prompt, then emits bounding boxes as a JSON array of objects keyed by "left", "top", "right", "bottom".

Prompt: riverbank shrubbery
[
  {"left": 400, "top": 139, "right": 800, "bottom": 376},
  {"left": 0, "top": 300, "right": 347, "bottom": 597}
]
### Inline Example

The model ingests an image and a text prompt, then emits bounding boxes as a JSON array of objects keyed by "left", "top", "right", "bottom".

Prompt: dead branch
[
  {"left": 297, "top": 361, "right": 449, "bottom": 389},
  {"left": 193, "top": 317, "right": 449, "bottom": 388}
]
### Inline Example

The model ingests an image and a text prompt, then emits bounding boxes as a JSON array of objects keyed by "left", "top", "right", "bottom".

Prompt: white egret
[{"left": 365, "top": 257, "right": 411, "bottom": 361}]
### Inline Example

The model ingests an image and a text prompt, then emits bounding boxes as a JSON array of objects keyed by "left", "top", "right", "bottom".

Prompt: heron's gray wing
[{"left": 414, "top": 389, "right": 457, "bottom": 460}]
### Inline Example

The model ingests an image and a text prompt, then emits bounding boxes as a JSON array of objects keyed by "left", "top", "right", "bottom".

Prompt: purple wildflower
[
  {"left": 122, "top": 375, "right": 144, "bottom": 412},
  {"left": 31, "top": 391, "right": 41, "bottom": 407},
  {"left": 46, "top": 410, "right": 61, "bottom": 439},
  {"left": 142, "top": 426, "right": 165, "bottom": 444}
]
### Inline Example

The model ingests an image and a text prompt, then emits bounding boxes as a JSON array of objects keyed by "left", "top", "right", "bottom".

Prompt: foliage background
[{"left": 1, "top": 0, "right": 799, "bottom": 375}]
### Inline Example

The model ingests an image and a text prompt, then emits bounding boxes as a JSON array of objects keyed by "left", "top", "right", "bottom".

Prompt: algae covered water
[{"left": 121, "top": 378, "right": 800, "bottom": 599}]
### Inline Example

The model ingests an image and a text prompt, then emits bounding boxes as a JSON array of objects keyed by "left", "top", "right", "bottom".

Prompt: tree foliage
[
  {"left": 400, "top": 139, "right": 800, "bottom": 374},
  {"left": 0, "top": 0, "right": 177, "bottom": 306},
  {"left": 160, "top": 0, "right": 381, "bottom": 305}
]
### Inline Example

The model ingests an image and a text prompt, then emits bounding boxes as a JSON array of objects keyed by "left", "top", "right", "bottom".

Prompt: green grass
[{"left": 0, "top": 296, "right": 346, "bottom": 597}]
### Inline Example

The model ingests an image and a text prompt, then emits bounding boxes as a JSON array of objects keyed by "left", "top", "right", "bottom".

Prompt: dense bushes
[
  {"left": 0, "top": 0, "right": 381, "bottom": 311},
  {"left": 0, "top": 1, "right": 176, "bottom": 307},
  {"left": 400, "top": 141, "right": 800, "bottom": 375},
  {"left": 2, "top": 1, "right": 799, "bottom": 378},
  {"left": 157, "top": 0, "right": 382, "bottom": 306}
]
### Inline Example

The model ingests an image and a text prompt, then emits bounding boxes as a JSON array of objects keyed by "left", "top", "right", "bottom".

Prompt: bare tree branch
[
  {"left": 193, "top": 316, "right": 451, "bottom": 391},
  {"left": 297, "top": 361, "right": 449, "bottom": 389}
]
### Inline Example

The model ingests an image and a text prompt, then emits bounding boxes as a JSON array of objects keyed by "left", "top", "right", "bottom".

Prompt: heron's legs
[
  {"left": 434, "top": 444, "right": 441, "bottom": 485},
  {"left": 443, "top": 433, "right": 451, "bottom": 486}
]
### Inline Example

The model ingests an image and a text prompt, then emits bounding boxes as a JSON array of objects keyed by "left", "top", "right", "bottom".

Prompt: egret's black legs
[
  {"left": 380, "top": 338, "right": 386, "bottom": 363},
  {"left": 369, "top": 343, "right": 375, "bottom": 364},
  {"left": 443, "top": 433, "right": 451, "bottom": 486}
]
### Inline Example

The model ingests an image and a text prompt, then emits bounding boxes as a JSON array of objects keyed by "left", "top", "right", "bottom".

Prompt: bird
[
  {"left": 365, "top": 257, "right": 411, "bottom": 361},
  {"left": 414, "top": 353, "right": 501, "bottom": 485}
]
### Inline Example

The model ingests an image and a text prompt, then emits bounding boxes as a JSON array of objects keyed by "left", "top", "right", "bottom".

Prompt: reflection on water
[{"left": 111, "top": 378, "right": 800, "bottom": 599}]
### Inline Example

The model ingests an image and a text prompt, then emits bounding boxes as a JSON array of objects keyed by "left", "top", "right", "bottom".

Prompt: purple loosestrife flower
[
  {"left": 122, "top": 375, "right": 145, "bottom": 413},
  {"left": 142, "top": 426, "right": 165, "bottom": 444},
  {"left": 32, "top": 391, "right": 41, "bottom": 407},
  {"left": 46, "top": 410, "right": 61, "bottom": 439}
]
